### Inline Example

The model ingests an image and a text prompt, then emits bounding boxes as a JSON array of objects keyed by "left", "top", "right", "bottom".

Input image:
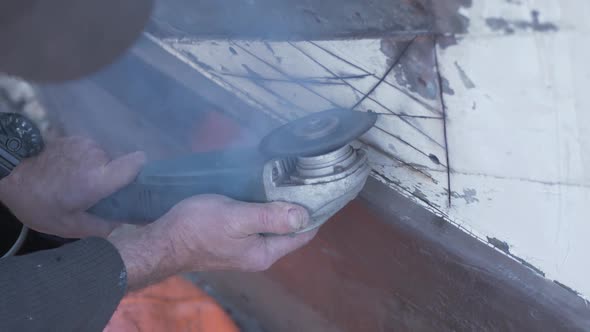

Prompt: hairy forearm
[
  {"left": 108, "top": 226, "right": 161, "bottom": 291},
  {"left": 107, "top": 223, "right": 188, "bottom": 291}
]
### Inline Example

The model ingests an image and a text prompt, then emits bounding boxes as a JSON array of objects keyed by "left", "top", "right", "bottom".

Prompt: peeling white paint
[
  {"left": 438, "top": 32, "right": 590, "bottom": 299},
  {"left": 145, "top": 0, "right": 590, "bottom": 299}
]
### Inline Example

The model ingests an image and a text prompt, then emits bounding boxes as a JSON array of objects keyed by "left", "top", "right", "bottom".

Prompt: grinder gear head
[{"left": 260, "top": 109, "right": 377, "bottom": 232}]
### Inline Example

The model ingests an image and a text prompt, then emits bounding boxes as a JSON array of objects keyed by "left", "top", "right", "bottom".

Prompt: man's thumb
[{"left": 228, "top": 201, "right": 310, "bottom": 236}]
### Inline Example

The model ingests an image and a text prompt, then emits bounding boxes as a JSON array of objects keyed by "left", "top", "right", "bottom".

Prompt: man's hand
[
  {"left": 108, "top": 195, "right": 317, "bottom": 290},
  {"left": 0, "top": 136, "right": 146, "bottom": 238}
]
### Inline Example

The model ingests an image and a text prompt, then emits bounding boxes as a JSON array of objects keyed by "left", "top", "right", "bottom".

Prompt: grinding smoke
[
  {"left": 16, "top": 2, "right": 331, "bottom": 159},
  {"left": 0, "top": 1, "right": 380, "bottom": 235},
  {"left": 0, "top": 0, "right": 373, "bottom": 177}
]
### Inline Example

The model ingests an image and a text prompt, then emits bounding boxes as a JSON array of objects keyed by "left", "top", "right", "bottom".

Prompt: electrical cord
[{"left": 1, "top": 224, "right": 28, "bottom": 258}]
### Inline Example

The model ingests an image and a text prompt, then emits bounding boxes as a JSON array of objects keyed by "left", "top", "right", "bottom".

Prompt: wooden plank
[{"left": 149, "top": 0, "right": 432, "bottom": 40}]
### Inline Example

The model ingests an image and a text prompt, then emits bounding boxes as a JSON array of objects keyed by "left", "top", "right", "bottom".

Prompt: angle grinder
[{"left": 90, "top": 109, "right": 377, "bottom": 233}]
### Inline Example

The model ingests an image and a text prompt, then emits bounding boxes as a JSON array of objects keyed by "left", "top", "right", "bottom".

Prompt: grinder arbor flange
[
  {"left": 89, "top": 109, "right": 377, "bottom": 233},
  {"left": 263, "top": 143, "right": 371, "bottom": 233}
]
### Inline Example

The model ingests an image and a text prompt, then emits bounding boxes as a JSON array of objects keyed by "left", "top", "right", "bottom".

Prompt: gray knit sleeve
[{"left": 0, "top": 237, "right": 127, "bottom": 331}]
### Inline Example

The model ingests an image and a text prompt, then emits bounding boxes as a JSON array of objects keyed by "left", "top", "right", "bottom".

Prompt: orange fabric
[{"left": 104, "top": 276, "right": 239, "bottom": 332}]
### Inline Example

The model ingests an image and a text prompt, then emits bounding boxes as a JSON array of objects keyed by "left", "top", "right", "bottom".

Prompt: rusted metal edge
[{"left": 360, "top": 177, "right": 590, "bottom": 329}]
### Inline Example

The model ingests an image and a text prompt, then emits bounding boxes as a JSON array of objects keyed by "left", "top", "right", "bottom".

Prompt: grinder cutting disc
[{"left": 260, "top": 109, "right": 377, "bottom": 158}]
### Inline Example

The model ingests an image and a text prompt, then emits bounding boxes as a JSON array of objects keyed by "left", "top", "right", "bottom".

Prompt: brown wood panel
[{"left": 195, "top": 182, "right": 590, "bottom": 331}]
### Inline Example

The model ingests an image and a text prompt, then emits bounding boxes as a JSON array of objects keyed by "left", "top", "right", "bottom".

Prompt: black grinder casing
[
  {"left": 89, "top": 109, "right": 377, "bottom": 223},
  {"left": 90, "top": 149, "right": 269, "bottom": 222}
]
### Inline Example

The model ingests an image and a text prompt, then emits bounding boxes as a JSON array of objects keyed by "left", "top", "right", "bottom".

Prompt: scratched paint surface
[
  {"left": 150, "top": 1, "right": 590, "bottom": 298},
  {"left": 438, "top": 1, "right": 590, "bottom": 299}
]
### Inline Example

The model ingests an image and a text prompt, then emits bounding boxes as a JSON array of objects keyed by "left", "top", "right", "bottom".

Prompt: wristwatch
[{"left": 0, "top": 113, "right": 44, "bottom": 178}]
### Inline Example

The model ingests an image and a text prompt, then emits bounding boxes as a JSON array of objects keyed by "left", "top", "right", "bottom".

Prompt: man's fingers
[
  {"left": 92, "top": 151, "right": 146, "bottom": 200},
  {"left": 227, "top": 201, "right": 310, "bottom": 236},
  {"left": 262, "top": 229, "right": 318, "bottom": 264}
]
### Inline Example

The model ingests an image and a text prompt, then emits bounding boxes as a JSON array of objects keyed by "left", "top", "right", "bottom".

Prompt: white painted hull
[{"left": 148, "top": 0, "right": 590, "bottom": 299}]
